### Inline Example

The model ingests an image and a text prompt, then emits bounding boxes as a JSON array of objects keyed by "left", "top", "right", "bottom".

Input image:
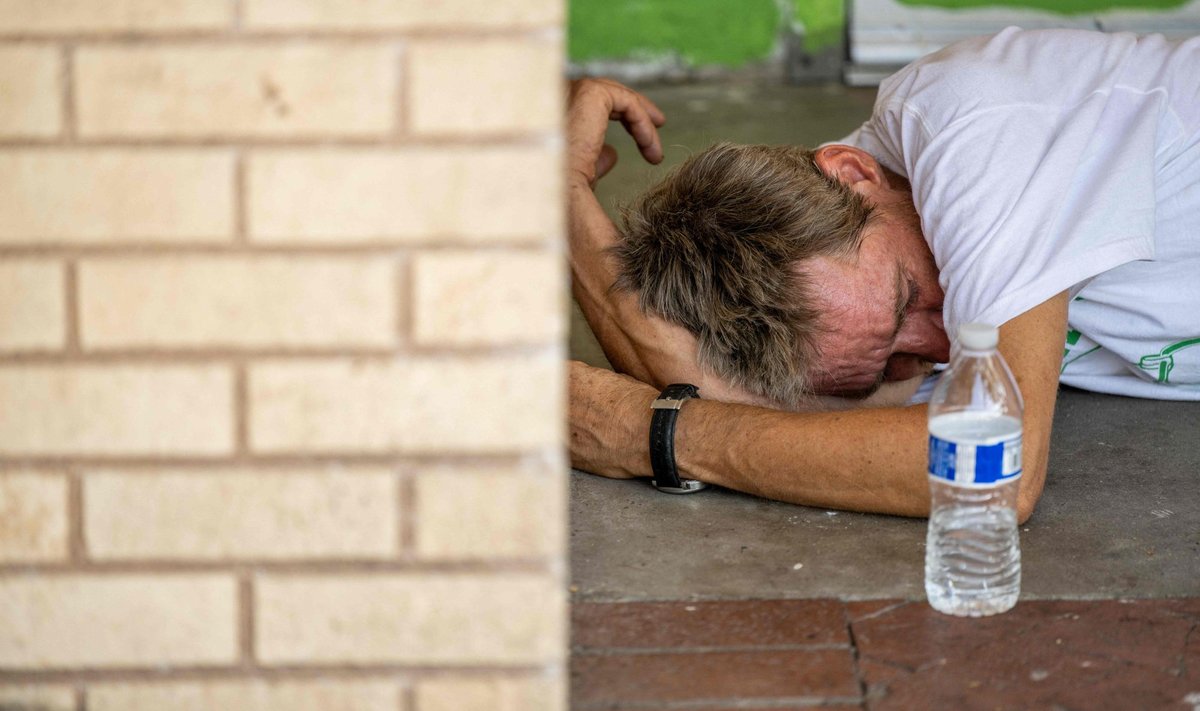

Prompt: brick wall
[{"left": 0, "top": 2, "right": 567, "bottom": 709}]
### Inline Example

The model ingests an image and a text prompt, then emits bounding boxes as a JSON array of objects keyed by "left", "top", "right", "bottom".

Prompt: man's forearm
[
  {"left": 567, "top": 182, "right": 655, "bottom": 382},
  {"left": 569, "top": 183, "right": 739, "bottom": 393},
  {"left": 676, "top": 400, "right": 932, "bottom": 516}
]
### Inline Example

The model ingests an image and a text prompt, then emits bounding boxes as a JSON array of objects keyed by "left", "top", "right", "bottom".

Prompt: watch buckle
[
  {"left": 651, "top": 479, "right": 709, "bottom": 494},
  {"left": 651, "top": 397, "right": 686, "bottom": 410}
]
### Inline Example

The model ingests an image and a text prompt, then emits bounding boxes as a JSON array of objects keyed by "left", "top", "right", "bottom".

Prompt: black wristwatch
[{"left": 649, "top": 383, "right": 708, "bottom": 494}]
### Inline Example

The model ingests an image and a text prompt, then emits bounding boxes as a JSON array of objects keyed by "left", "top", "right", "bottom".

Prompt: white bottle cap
[{"left": 958, "top": 322, "right": 999, "bottom": 350}]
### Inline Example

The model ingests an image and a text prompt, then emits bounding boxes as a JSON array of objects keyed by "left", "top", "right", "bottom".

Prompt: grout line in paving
[
  {"left": 846, "top": 600, "right": 912, "bottom": 624},
  {"left": 844, "top": 605, "right": 869, "bottom": 708},
  {"left": 572, "top": 643, "right": 853, "bottom": 656},
  {"left": 571, "top": 697, "right": 866, "bottom": 710}
]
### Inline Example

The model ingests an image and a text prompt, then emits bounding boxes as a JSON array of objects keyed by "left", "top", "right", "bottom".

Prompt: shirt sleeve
[{"left": 904, "top": 98, "right": 1158, "bottom": 333}]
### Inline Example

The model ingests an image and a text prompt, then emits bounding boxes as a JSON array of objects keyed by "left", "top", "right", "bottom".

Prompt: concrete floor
[{"left": 568, "top": 81, "right": 1200, "bottom": 603}]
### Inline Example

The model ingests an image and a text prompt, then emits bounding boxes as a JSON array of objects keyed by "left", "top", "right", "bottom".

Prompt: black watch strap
[{"left": 649, "top": 383, "right": 707, "bottom": 494}]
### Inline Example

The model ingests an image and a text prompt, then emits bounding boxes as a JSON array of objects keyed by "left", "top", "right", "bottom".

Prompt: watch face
[{"left": 651, "top": 479, "right": 709, "bottom": 494}]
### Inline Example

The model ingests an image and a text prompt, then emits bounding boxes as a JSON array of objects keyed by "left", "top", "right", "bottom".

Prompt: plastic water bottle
[{"left": 925, "top": 323, "right": 1023, "bottom": 617}]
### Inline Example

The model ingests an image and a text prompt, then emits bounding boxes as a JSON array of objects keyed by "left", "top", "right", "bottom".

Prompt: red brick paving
[
  {"left": 571, "top": 599, "right": 1200, "bottom": 710},
  {"left": 572, "top": 649, "right": 860, "bottom": 706},
  {"left": 572, "top": 599, "right": 848, "bottom": 649}
]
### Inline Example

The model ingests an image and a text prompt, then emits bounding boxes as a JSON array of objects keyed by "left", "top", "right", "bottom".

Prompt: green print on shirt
[
  {"left": 1061, "top": 328, "right": 1100, "bottom": 373},
  {"left": 1136, "top": 338, "right": 1200, "bottom": 383}
]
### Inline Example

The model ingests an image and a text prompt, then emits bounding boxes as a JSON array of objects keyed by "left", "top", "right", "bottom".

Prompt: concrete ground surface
[
  {"left": 568, "top": 81, "right": 1200, "bottom": 708},
  {"left": 571, "top": 387, "right": 1200, "bottom": 602}
]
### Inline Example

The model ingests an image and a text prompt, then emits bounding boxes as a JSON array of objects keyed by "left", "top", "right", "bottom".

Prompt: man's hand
[
  {"left": 567, "top": 78, "right": 666, "bottom": 190},
  {"left": 568, "top": 360, "right": 657, "bottom": 479}
]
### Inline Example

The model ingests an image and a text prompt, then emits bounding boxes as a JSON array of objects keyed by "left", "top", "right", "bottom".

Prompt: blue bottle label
[{"left": 928, "top": 433, "right": 1022, "bottom": 487}]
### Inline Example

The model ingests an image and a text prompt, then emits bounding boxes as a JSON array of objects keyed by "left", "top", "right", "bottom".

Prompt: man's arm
[
  {"left": 568, "top": 79, "right": 792, "bottom": 407},
  {"left": 570, "top": 291, "right": 1067, "bottom": 521}
]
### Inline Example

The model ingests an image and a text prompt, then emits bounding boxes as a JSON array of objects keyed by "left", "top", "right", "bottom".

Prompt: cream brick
[
  {"left": 256, "top": 573, "right": 563, "bottom": 665},
  {"left": 0, "top": 46, "right": 61, "bottom": 137},
  {"left": 414, "top": 465, "right": 564, "bottom": 560},
  {"left": 412, "top": 251, "right": 562, "bottom": 346},
  {"left": 0, "top": 260, "right": 65, "bottom": 351},
  {"left": 79, "top": 256, "right": 396, "bottom": 349},
  {"left": 90, "top": 679, "right": 398, "bottom": 711},
  {"left": 0, "top": 0, "right": 231, "bottom": 34},
  {"left": 410, "top": 40, "right": 560, "bottom": 137},
  {"left": 248, "top": 148, "right": 561, "bottom": 244},
  {"left": 77, "top": 45, "right": 396, "bottom": 138},
  {"left": 416, "top": 677, "right": 564, "bottom": 711},
  {"left": 248, "top": 356, "right": 561, "bottom": 454},
  {"left": 0, "top": 365, "right": 233, "bottom": 456},
  {"left": 0, "top": 685, "right": 75, "bottom": 711},
  {"left": 0, "top": 575, "right": 237, "bottom": 669},
  {"left": 0, "top": 471, "right": 68, "bottom": 563},
  {"left": 244, "top": 0, "right": 561, "bottom": 30},
  {"left": 0, "top": 150, "right": 233, "bottom": 245},
  {"left": 85, "top": 468, "right": 397, "bottom": 560}
]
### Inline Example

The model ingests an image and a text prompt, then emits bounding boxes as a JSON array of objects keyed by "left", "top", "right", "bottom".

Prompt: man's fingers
[
  {"left": 596, "top": 82, "right": 663, "bottom": 165},
  {"left": 619, "top": 111, "right": 663, "bottom": 164},
  {"left": 566, "top": 78, "right": 664, "bottom": 185},
  {"left": 638, "top": 95, "right": 667, "bottom": 127},
  {"left": 594, "top": 143, "right": 618, "bottom": 182}
]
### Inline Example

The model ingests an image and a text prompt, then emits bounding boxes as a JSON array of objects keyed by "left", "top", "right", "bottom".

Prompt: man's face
[{"left": 801, "top": 222, "right": 950, "bottom": 398}]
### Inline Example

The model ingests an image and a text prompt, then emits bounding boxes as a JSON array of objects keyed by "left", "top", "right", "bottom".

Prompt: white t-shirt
[{"left": 842, "top": 27, "right": 1200, "bottom": 400}]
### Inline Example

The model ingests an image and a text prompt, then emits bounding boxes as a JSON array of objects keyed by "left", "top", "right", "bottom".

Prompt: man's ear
[{"left": 813, "top": 145, "right": 886, "bottom": 196}]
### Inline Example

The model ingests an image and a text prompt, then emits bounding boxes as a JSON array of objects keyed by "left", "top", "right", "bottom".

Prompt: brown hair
[{"left": 615, "top": 142, "right": 874, "bottom": 407}]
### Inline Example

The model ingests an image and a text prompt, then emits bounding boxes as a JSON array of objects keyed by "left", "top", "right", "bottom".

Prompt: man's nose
[{"left": 895, "top": 311, "right": 950, "bottom": 363}]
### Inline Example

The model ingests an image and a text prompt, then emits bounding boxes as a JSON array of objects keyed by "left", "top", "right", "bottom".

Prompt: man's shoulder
[{"left": 875, "top": 28, "right": 1137, "bottom": 124}]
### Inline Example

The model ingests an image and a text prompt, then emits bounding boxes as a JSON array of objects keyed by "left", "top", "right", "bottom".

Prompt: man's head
[{"left": 615, "top": 142, "right": 949, "bottom": 407}]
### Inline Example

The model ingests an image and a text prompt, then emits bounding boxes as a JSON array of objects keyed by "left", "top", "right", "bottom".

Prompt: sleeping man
[{"left": 566, "top": 28, "right": 1200, "bottom": 520}]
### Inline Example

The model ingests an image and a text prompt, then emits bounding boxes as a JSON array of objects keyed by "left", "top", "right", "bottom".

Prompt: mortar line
[
  {"left": 395, "top": 251, "right": 412, "bottom": 346},
  {"left": 239, "top": 573, "right": 255, "bottom": 664},
  {"left": 0, "top": 342, "right": 553, "bottom": 361},
  {"left": 0, "top": 242, "right": 556, "bottom": 258},
  {"left": 74, "top": 685, "right": 85, "bottom": 711},
  {"left": 0, "top": 27, "right": 563, "bottom": 43},
  {"left": 231, "top": 0, "right": 244, "bottom": 31},
  {"left": 0, "top": 558, "right": 553, "bottom": 576},
  {"left": 233, "top": 362, "right": 250, "bottom": 455},
  {"left": 62, "top": 259, "right": 81, "bottom": 354},
  {"left": 0, "top": 665, "right": 547, "bottom": 684},
  {"left": 394, "top": 40, "right": 408, "bottom": 139},
  {"left": 233, "top": 150, "right": 248, "bottom": 245},
  {"left": 0, "top": 452, "right": 532, "bottom": 469},
  {"left": 398, "top": 471, "right": 416, "bottom": 554},
  {"left": 0, "top": 133, "right": 550, "bottom": 148},
  {"left": 67, "top": 466, "right": 86, "bottom": 563},
  {"left": 60, "top": 43, "right": 76, "bottom": 141},
  {"left": 401, "top": 682, "right": 416, "bottom": 711}
]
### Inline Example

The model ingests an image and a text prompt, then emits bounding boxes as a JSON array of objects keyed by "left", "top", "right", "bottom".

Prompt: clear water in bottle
[{"left": 925, "top": 323, "right": 1024, "bottom": 617}]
